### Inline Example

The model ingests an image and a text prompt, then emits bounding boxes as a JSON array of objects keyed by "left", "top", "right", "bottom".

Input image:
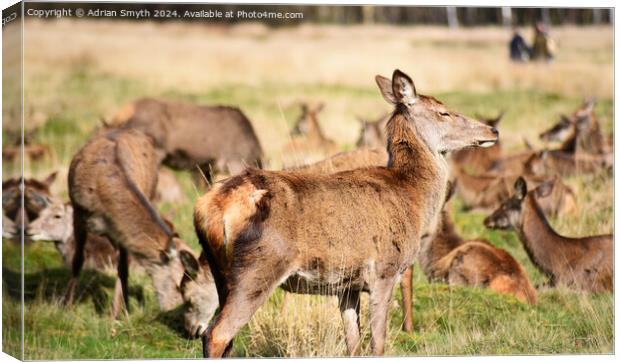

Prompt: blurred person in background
[
  {"left": 531, "top": 21, "right": 556, "bottom": 63},
  {"left": 509, "top": 28, "right": 531, "bottom": 62}
]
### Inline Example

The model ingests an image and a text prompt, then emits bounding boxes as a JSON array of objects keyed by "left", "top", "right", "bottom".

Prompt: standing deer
[
  {"left": 184, "top": 69, "right": 498, "bottom": 357},
  {"left": 66, "top": 128, "right": 216, "bottom": 331},
  {"left": 105, "top": 97, "right": 263, "bottom": 184},
  {"left": 484, "top": 177, "right": 612, "bottom": 293},
  {"left": 420, "top": 184, "right": 537, "bottom": 304}
]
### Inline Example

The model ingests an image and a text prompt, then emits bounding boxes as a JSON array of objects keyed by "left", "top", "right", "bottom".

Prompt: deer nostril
[{"left": 491, "top": 127, "right": 499, "bottom": 136}]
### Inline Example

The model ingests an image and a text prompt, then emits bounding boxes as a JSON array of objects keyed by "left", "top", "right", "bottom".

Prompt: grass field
[{"left": 2, "top": 19, "right": 614, "bottom": 358}]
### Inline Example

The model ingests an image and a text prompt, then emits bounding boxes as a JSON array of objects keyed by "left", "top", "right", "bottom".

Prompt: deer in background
[
  {"left": 66, "top": 128, "right": 216, "bottom": 332},
  {"left": 184, "top": 69, "right": 498, "bottom": 357},
  {"left": 105, "top": 97, "right": 263, "bottom": 184},
  {"left": 281, "top": 102, "right": 340, "bottom": 167},
  {"left": 27, "top": 197, "right": 121, "bottom": 270},
  {"left": 419, "top": 183, "right": 536, "bottom": 304},
  {"left": 539, "top": 98, "right": 612, "bottom": 155},
  {"left": 2, "top": 172, "right": 57, "bottom": 242},
  {"left": 452, "top": 166, "right": 577, "bottom": 217},
  {"left": 356, "top": 113, "right": 389, "bottom": 149},
  {"left": 484, "top": 177, "right": 612, "bottom": 293}
]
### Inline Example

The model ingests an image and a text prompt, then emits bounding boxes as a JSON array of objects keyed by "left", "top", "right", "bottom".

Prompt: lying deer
[
  {"left": 484, "top": 177, "right": 612, "bottom": 293},
  {"left": 27, "top": 197, "right": 120, "bottom": 270},
  {"left": 2, "top": 172, "right": 57, "bottom": 242},
  {"left": 356, "top": 114, "right": 389, "bottom": 149},
  {"left": 420, "top": 183, "right": 536, "bottom": 304},
  {"left": 523, "top": 149, "right": 611, "bottom": 178},
  {"left": 452, "top": 166, "right": 577, "bottom": 216},
  {"left": 184, "top": 69, "right": 498, "bottom": 357},
  {"left": 540, "top": 98, "right": 612, "bottom": 155},
  {"left": 281, "top": 102, "right": 340, "bottom": 167},
  {"left": 105, "top": 97, "right": 263, "bottom": 183},
  {"left": 450, "top": 111, "right": 504, "bottom": 174},
  {"left": 66, "top": 128, "right": 216, "bottom": 331}
]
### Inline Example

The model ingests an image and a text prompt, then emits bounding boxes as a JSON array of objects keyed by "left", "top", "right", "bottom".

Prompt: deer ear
[
  {"left": 43, "top": 172, "right": 58, "bottom": 187},
  {"left": 535, "top": 179, "right": 555, "bottom": 198},
  {"left": 375, "top": 75, "right": 397, "bottom": 105},
  {"left": 180, "top": 250, "right": 200, "bottom": 280},
  {"left": 583, "top": 97, "right": 597, "bottom": 113},
  {"left": 489, "top": 110, "right": 505, "bottom": 128},
  {"left": 391, "top": 69, "right": 417, "bottom": 106},
  {"left": 514, "top": 177, "right": 527, "bottom": 200}
]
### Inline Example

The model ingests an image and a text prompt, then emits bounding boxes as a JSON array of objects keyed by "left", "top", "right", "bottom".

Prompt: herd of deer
[{"left": 2, "top": 69, "right": 613, "bottom": 357}]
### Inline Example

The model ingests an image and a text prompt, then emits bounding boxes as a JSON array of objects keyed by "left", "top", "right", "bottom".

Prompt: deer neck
[
  {"left": 386, "top": 108, "right": 449, "bottom": 234},
  {"left": 516, "top": 194, "right": 562, "bottom": 278},
  {"left": 306, "top": 116, "right": 328, "bottom": 143}
]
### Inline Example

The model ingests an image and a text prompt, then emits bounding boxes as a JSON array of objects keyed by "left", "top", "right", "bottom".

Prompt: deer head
[
  {"left": 179, "top": 250, "right": 218, "bottom": 339},
  {"left": 356, "top": 115, "right": 386, "bottom": 148},
  {"left": 27, "top": 198, "right": 73, "bottom": 243},
  {"left": 290, "top": 102, "right": 325, "bottom": 137},
  {"left": 375, "top": 70, "right": 498, "bottom": 154},
  {"left": 484, "top": 177, "right": 554, "bottom": 230}
]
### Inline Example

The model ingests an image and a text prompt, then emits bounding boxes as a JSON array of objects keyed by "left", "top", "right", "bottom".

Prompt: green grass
[{"left": 3, "top": 62, "right": 613, "bottom": 358}]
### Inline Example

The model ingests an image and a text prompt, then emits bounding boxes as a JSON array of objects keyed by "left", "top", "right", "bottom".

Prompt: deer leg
[
  {"left": 338, "top": 289, "right": 361, "bottom": 356},
  {"left": 369, "top": 276, "right": 397, "bottom": 356},
  {"left": 111, "top": 247, "right": 129, "bottom": 319},
  {"left": 64, "top": 207, "right": 88, "bottom": 306},
  {"left": 400, "top": 265, "right": 413, "bottom": 332},
  {"left": 204, "top": 266, "right": 290, "bottom": 357}
]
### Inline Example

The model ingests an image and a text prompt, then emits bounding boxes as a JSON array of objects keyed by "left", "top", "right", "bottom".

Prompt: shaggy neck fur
[{"left": 386, "top": 105, "right": 449, "bottom": 234}]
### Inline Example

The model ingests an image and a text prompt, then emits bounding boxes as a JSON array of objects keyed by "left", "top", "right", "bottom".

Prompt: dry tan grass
[{"left": 23, "top": 20, "right": 612, "bottom": 97}]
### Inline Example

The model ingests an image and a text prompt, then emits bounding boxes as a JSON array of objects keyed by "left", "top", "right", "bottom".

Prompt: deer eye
[
  {"left": 439, "top": 112, "right": 450, "bottom": 117},
  {"left": 54, "top": 214, "right": 62, "bottom": 219}
]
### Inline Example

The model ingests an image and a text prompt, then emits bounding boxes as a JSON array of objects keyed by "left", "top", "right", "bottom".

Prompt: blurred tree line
[{"left": 23, "top": 3, "right": 612, "bottom": 27}]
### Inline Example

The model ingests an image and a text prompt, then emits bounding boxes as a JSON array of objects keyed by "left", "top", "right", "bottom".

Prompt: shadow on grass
[{"left": 2, "top": 266, "right": 144, "bottom": 315}]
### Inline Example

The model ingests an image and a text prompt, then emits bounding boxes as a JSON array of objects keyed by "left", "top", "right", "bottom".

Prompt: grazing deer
[
  {"left": 452, "top": 166, "right": 576, "bottom": 217},
  {"left": 282, "top": 103, "right": 340, "bottom": 167},
  {"left": 356, "top": 114, "right": 389, "bottom": 149},
  {"left": 484, "top": 177, "right": 612, "bottom": 293},
  {"left": 450, "top": 111, "right": 504, "bottom": 174},
  {"left": 420, "top": 184, "right": 536, "bottom": 304},
  {"left": 66, "top": 128, "right": 216, "bottom": 331},
  {"left": 27, "top": 197, "right": 120, "bottom": 270},
  {"left": 105, "top": 97, "right": 263, "bottom": 183},
  {"left": 186, "top": 69, "right": 498, "bottom": 357},
  {"left": 2, "top": 172, "right": 57, "bottom": 242}
]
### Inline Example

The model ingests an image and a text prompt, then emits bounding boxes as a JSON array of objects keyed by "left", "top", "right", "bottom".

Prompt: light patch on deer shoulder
[
  {"left": 221, "top": 183, "right": 268, "bottom": 248},
  {"left": 110, "top": 103, "right": 136, "bottom": 126}
]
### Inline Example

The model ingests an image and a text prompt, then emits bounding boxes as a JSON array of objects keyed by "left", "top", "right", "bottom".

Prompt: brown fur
[
  {"left": 66, "top": 128, "right": 209, "bottom": 327},
  {"left": 523, "top": 149, "right": 611, "bottom": 178},
  {"left": 420, "top": 207, "right": 536, "bottom": 304},
  {"left": 453, "top": 167, "right": 576, "bottom": 216},
  {"left": 484, "top": 178, "right": 613, "bottom": 293},
  {"left": 2, "top": 172, "right": 57, "bottom": 242},
  {"left": 192, "top": 70, "right": 498, "bottom": 357},
  {"left": 107, "top": 97, "right": 263, "bottom": 181}
]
